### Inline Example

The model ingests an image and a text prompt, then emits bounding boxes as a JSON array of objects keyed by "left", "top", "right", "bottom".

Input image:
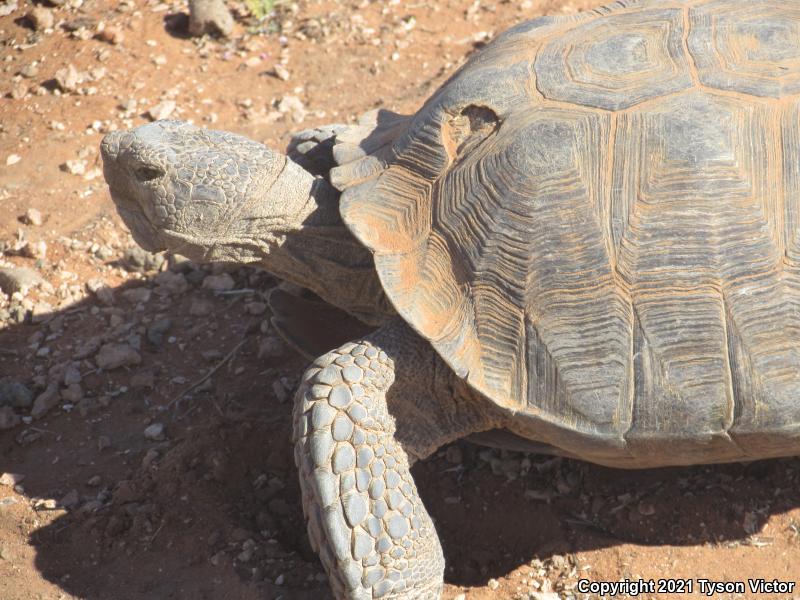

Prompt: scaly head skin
[
  {"left": 100, "top": 120, "right": 317, "bottom": 263},
  {"left": 100, "top": 120, "right": 391, "bottom": 324}
]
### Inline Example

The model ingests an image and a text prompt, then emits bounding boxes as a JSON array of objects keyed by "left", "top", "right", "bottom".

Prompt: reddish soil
[{"left": 1, "top": 1, "right": 800, "bottom": 599}]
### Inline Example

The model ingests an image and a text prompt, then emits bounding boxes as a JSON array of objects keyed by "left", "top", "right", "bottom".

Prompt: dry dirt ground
[{"left": 2, "top": 1, "right": 800, "bottom": 599}]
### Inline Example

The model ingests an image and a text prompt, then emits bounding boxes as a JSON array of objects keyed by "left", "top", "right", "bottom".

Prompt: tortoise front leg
[{"left": 293, "top": 322, "right": 448, "bottom": 599}]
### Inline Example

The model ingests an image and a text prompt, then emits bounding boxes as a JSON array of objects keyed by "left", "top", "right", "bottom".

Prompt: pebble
[
  {"left": 143, "top": 422, "right": 165, "bottom": 441},
  {"left": 86, "top": 279, "right": 114, "bottom": 306},
  {"left": 0, "top": 379, "right": 33, "bottom": 409},
  {"left": 61, "top": 383, "right": 83, "bottom": 403},
  {"left": 0, "top": 407, "right": 20, "bottom": 430},
  {"left": 31, "top": 383, "right": 60, "bottom": 419},
  {"left": 0, "top": 266, "right": 45, "bottom": 295},
  {"left": 190, "top": 298, "right": 214, "bottom": 316},
  {"left": 188, "top": 0, "right": 233, "bottom": 37},
  {"left": 147, "top": 100, "right": 176, "bottom": 121},
  {"left": 62, "top": 159, "right": 87, "bottom": 175},
  {"left": 258, "top": 336, "right": 286, "bottom": 359},
  {"left": 130, "top": 371, "right": 155, "bottom": 388},
  {"left": 153, "top": 271, "right": 188, "bottom": 295},
  {"left": 0, "top": 473, "right": 25, "bottom": 487},
  {"left": 146, "top": 318, "right": 172, "bottom": 346},
  {"left": 96, "top": 343, "right": 142, "bottom": 370},
  {"left": 141, "top": 448, "right": 159, "bottom": 468},
  {"left": 0, "top": 1, "right": 18, "bottom": 17},
  {"left": 54, "top": 64, "right": 84, "bottom": 93},
  {"left": 6, "top": 154, "right": 21, "bottom": 166},
  {"left": 123, "top": 246, "right": 164, "bottom": 272},
  {"left": 97, "top": 25, "right": 124, "bottom": 45},
  {"left": 19, "top": 63, "right": 39, "bottom": 78},
  {"left": 245, "top": 301, "right": 267, "bottom": 316},
  {"left": 488, "top": 578, "right": 500, "bottom": 590},
  {"left": 59, "top": 489, "right": 80, "bottom": 509},
  {"left": 273, "top": 64, "right": 290, "bottom": 81},
  {"left": 278, "top": 95, "right": 307, "bottom": 123},
  {"left": 121, "top": 287, "right": 151, "bottom": 304},
  {"left": 201, "top": 273, "right": 235, "bottom": 291},
  {"left": 27, "top": 6, "right": 54, "bottom": 31}
]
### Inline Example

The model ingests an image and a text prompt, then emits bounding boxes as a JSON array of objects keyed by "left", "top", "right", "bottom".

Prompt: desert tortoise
[{"left": 101, "top": 0, "right": 800, "bottom": 597}]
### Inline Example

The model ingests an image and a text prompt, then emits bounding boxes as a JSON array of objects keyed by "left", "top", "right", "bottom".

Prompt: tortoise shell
[{"left": 332, "top": 0, "right": 800, "bottom": 466}]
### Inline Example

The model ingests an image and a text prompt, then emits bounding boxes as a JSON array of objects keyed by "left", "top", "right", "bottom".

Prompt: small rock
[
  {"left": 272, "top": 64, "right": 290, "bottom": 81},
  {"left": 188, "top": 0, "right": 233, "bottom": 37},
  {"left": 143, "top": 422, "right": 165, "bottom": 441},
  {"left": 19, "top": 63, "right": 39, "bottom": 79},
  {"left": 245, "top": 301, "right": 267, "bottom": 316},
  {"left": 61, "top": 158, "right": 87, "bottom": 175},
  {"left": 54, "top": 64, "right": 83, "bottom": 93},
  {"left": 190, "top": 298, "right": 214, "bottom": 316},
  {"left": 258, "top": 336, "right": 286, "bottom": 359},
  {"left": 0, "top": 473, "right": 24, "bottom": 487},
  {"left": 20, "top": 240, "right": 47, "bottom": 260},
  {"left": 63, "top": 364, "right": 82, "bottom": 386},
  {"left": 0, "top": 266, "right": 45, "bottom": 295},
  {"left": 271, "top": 380, "right": 288, "bottom": 403},
  {"left": 201, "top": 349, "right": 223, "bottom": 361},
  {"left": 97, "top": 25, "right": 124, "bottom": 45},
  {"left": 27, "top": 6, "right": 54, "bottom": 31},
  {"left": 487, "top": 578, "right": 499, "bottom": 590},
  {"left": 0, "top": 379, "right": 33, "bottom": 409},
  {"left": 201, "top": 273, "right": 235, "bottom": 291},
  {"left": 112, "top": 480, "right": 139, "bottom": 504},
  {"left": 0, "top": 1, "right": 18, "bottom": 18},
  {"left": 130, "top": 371, "right": 155, "bottom": 389},
  {"left": 153, "top": 271, "right": 188, "bottom": 295},
  {"left": 146, "top": 318, "right": 172, "bottom": 346},
  {"left": 277, "top": 95, "right": 306, "bottom": 123},
  {"left": 86, "top": 475, "right": 102, "bottom": 487},
  {"left": 5, "top": 154, "right": 21, "bottom": 166},
  {"left": 31, "top": 383, "right": 60, "bottom": 419},
  {"left": 61, "top": 383, "right": 83, "bottom": 403},
  {"left": 121, "top": 287, "right": 151, "bottom": 304},
  {"left": 86, "top": 279, "right": 114, "bottom": 306},
  {"left": 146, "top": 100, "right": 176, "bottom": 121},
  {"left": 105, "top": 515, "right": 127, "bottom": 537},
  {"left": 59, "top": 489, "right": 80, "bottom": 509},
  {"left": 0, "top": 407, "right": 20, "bottom": 430},
  {"left": 141, "top": 448, "right": 159, "bottom": 468},
  {"left": 96, "top": 343, "right": 141, "bottom": 370},
  {"left": 123, "top": 246, "right": 164, "bottom": 272}
]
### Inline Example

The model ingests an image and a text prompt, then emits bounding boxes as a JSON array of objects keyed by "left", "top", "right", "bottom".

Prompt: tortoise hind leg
[{"left": 293, "top": 319, "right": 498, "bottom": 599}]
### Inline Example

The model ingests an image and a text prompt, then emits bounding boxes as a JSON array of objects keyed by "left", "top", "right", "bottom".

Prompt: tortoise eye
[{"left": 134, "top": 165, "right": 164, "bottom": 182}]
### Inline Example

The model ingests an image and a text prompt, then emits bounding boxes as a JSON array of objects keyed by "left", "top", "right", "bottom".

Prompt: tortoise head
[{"left": 100, "top": 120, "right": 316, "bottom": 264}]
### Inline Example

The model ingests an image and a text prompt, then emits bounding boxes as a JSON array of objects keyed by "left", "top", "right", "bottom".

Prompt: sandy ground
[{"left": 1, "top": 0, "right": 800, "bottom": 599}]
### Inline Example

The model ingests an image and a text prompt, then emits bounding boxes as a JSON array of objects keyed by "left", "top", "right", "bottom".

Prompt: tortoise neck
[{"left": 269, "top": 175, "right": 392, "bottom": 325}]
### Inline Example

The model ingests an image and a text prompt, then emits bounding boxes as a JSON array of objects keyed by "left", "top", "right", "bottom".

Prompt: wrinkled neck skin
[{"left": 187, "top": 158, "right": 393, "bottom": 326}]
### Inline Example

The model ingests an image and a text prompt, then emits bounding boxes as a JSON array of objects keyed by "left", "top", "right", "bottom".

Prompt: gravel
[
  {"left": 96, "top": 343, "right": 142, "bottom": 370},
  {"left": 188, "top": 0, "right": 233, "bottom": 37},
  {"left": 0, "top": 266, "right": 45, "bottom": 295},
  {"left": 31, "top": 382, "right": 61, "bottom": 419},
  {"left": 0, "top": 379, "right": 34, "bottom": 409}
]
